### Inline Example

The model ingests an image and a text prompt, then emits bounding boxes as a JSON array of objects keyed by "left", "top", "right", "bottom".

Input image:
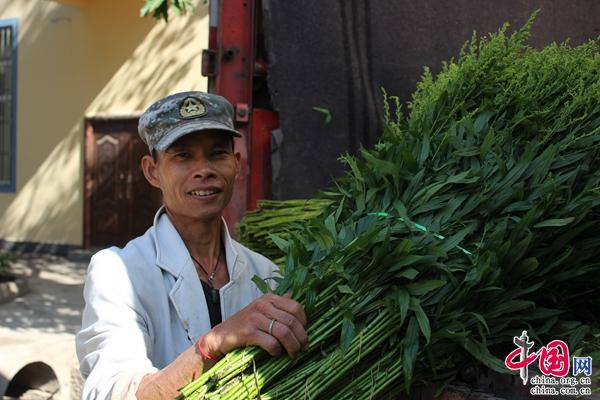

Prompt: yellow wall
[{"left": 0, "top": 0, "right": 208, "bottom": 246}]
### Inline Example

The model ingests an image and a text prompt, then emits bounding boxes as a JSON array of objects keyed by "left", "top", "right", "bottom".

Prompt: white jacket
[{"left": 76, "top": 207, "right": 278, "bottom": 399}]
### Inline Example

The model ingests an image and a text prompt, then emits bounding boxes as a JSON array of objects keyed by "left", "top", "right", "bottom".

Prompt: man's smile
[{"left": 188, "top": 188, "right": 222, "bottom": 197}]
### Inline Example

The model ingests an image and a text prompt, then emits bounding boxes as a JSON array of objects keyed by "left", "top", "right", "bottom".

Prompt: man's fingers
[
  {"left": 249, "top": 314, "right": 303, "bottom": 358},
  {"left": 263, "top": 293, "right": 307, "bottom": 326},
  {"left": 262, "top": 308, "right": 308, "bottom": 351},
  {"left": 250, "top": 330, "right": 283, "bottom": 356},
  {"left": 267, "top": 318, "right": 303, "bottom": 358}
]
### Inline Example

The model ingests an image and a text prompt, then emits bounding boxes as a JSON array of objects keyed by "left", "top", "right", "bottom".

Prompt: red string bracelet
[{"left": 196, "top": 334, "right": 218, "bottom": 361}]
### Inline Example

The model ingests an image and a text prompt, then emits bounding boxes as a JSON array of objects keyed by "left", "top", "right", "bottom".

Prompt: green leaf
[
  {"left": 251, "top": 275, "right": 271, "bottom": 294},
  {"left": 407, "top": 280, "right": 446, "bottom": 296},
  {"left": 341, "top": 154, "right": 363, "bottom": 182},
  {"left": 403, "top": 317, "right": 420, "bottom": 388},
  {"left": 568, "top": 324, "right": 589, "bottom": 349},
  {"left": 324, "top": 213, "right": 337, "bottom": 237},
  {"left": 396, "top": 267, "right": 419, "bottom": 280},
  {"left": 361, "top": 149, "right": 398, "bottom": 176},
  {"left": 467, "top": 312, "right": 490, "bottom": 335},
  {"left": 474, "top": 110, "right": 494, "bottom": 135},
  {"left": 533, "top": 217, "right": 575, "bottom": 228},
  {"left": 140, "top": 0, "right": 166, "bottom": 16},
  {"left": 400, "top": 146, "right": 418, "bottom": 171},
  {"left": 418, "top": 133, "right": 431, "bottom": 165},
  {"left": 480, "top": 127, "right": 495, "bottom": 156},
  {"left": 410, "top": 298, "right": 431, "bottom": 344},
  {"left": 268, "top": 234, "right": 290, "bottom": 252},
  {"left": 516, "top": 257, "right": 539, "bottom": 275},
  {"left": 439, "top": 226, "right": 473, "bottom": 254},
  {"left": 394, "top": 239, "right": 413, "bottom": 255},
  {"left": 526, "top": 307, "right": 564, "bottom": 320},
  {"left": 312, "top": 106, "right": 332, "bottom": 125},
  {"left": 337, "top": 285, "right": 354, "bottom": 295},
  {"left": 396, "top": 288, "right": 410, "bottom": 326},
  {"left": 340, "top": 312, "right": 356, "bottom": 355},
  {"left": 487, "top": 299, "right": 534, "bottom": 318},
  {"left": 334, "top": 196, "right": 345, "bottom": 223},
  {"left": 455, "top": 146, "right": 481, "bottom": 157},
  {"left": 389, "top": 255, "right": 426, "bottom": 271}
]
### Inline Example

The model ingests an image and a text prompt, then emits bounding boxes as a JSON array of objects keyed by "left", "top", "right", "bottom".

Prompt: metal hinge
[{"left": 201, "top": 49, "right": 217, "bottom": 77}]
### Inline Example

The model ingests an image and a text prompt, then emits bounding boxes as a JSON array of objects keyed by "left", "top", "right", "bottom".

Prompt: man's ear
[{"left": 141, "top": 154, "right": 161, "bottom": 189}]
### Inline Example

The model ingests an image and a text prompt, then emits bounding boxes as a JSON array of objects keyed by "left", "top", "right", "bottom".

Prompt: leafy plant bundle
[
  {"left": 179, "top": 15, "right": 600, "bottom": 399},
  {"left": 237, "top": 199, "right": 333, "bottom": 266}
]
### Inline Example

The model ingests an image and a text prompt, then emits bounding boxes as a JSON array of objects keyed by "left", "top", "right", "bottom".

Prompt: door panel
[{"left": 85, "top": 119, "right": 162, "bottom": 248}]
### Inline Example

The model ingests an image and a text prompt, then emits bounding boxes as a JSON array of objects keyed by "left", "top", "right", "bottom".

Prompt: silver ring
[{"left": 268, "top": 318, "right": 276, "bottom": 336}]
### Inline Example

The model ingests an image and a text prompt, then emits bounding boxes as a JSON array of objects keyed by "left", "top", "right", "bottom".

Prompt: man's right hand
[
  {"left": 138, "top": 295, "right": 307, "bottom": 399},
  {"left": 202, "top": 293, "right": 308, "bottom": 359}
]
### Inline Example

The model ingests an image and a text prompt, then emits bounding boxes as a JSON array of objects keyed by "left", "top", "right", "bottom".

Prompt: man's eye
[{"left": 174, "top": 152, "right": 192, "bottom": 159}]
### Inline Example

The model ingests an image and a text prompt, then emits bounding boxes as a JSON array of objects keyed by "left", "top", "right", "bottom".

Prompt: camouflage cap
[{"left": 138, "top": 91, "right": 241, "bottom": 153}]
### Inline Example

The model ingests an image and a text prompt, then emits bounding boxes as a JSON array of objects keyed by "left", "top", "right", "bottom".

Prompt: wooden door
[{"left": 84, "top": 119, "right": 162, "bottom": 248}]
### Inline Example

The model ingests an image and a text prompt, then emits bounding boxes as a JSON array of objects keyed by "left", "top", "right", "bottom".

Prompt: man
[{"left": 76, "top": 92, "right": 308, "bottom": 400}]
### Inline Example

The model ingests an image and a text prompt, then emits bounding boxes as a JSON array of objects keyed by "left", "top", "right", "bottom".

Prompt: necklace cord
[{"left": 191, "top": 250, "right": 222, "bottom": 288}]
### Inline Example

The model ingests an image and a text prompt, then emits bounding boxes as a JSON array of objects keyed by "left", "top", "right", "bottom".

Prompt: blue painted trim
[{"left": 0, "top": 18, "right": 18, "bottom": 193}]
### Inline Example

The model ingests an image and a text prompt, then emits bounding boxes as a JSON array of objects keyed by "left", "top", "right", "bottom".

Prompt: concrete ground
[{"left": 0, "top": 253, "right": 90, "bottom": 400}]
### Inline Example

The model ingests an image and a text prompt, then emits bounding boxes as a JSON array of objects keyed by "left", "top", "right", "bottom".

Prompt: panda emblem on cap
[{"left": 179, "top": 97, "right": 207, "bottom": 119}]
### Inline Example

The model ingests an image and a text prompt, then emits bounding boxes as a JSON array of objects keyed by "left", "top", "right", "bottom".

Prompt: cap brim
[{"left": 154, "top": 120, "right": 242, "bottom": 152}]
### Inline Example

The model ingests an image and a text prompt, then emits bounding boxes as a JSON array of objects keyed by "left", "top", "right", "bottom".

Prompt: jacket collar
[{"left": 153, "top": 206, "right": 239, "bottom": 278}]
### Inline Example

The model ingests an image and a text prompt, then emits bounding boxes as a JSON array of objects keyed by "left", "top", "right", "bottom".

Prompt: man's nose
[{"left": 192, "top": 156, "right": 217, "bottom": 179}]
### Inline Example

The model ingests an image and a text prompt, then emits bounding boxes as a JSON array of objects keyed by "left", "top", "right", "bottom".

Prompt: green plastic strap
[{"left": 368, "top": 212, "right": 473, "bottom": 256}]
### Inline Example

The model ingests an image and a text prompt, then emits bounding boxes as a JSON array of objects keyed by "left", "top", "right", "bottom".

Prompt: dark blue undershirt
[{"left": 201, "top": 280, "right": 222, "bottom": 327}]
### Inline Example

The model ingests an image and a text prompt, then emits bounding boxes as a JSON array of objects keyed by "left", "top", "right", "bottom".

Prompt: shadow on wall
[
  {"left": 87, "top": 0, "right": 210, "bottom": 115},
  {"left": 0, "top": 121, "right": 83, "bottom": 245}
]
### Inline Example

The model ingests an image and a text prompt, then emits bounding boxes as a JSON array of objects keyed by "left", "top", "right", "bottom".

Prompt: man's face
[{"left": 142, "top": 131, "right": 240, "bottom": 223}]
